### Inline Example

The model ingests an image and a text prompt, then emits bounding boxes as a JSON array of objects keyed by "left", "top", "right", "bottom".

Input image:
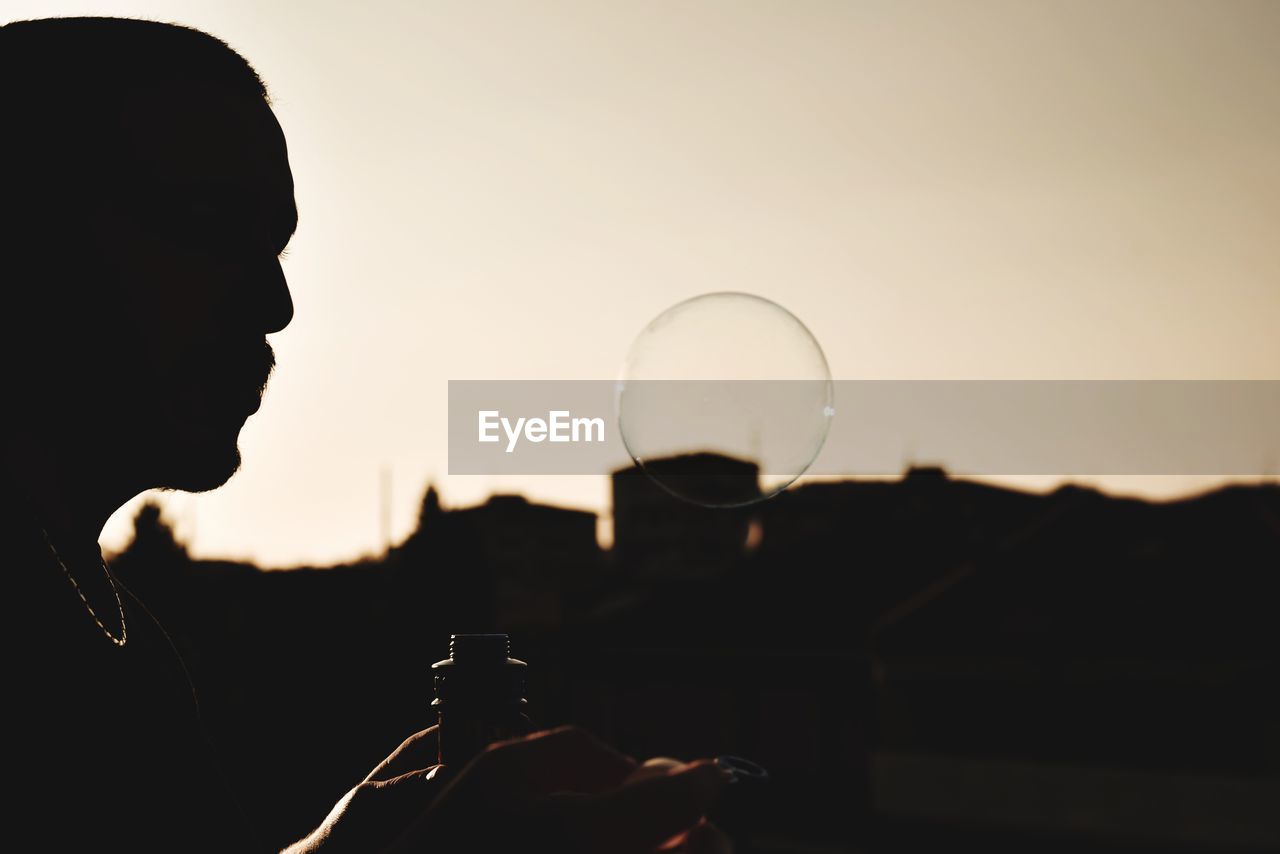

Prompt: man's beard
[
  {"left": 152, "top": 337, "right": 276, "bottom": 493},
  {"left": 18, "top": 316, "right": 276, "bottom": 496},
  {"left": 63, "top": 336, "right": 278, "bottom": 495}
]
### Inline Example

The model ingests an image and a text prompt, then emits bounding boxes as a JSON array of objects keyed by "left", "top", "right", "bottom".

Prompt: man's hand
[
  {"left": 363, "top": 725, "right": 442, "bottom": 784},
  {"left": 612, "top": 756, "right": 736, "bottom": 854},
  {"left": 286, "top": 725, "right": 732, "bottom": 854},
  {"left": 392, "top": 725, "right": 731, "bottom": 854},
  {"left": 282, "top": 725, "right": 448, "bottom": 854}
]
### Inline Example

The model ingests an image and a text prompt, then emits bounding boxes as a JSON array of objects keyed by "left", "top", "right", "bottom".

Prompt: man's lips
[
  {"left": 168, "top": 373, "right": 268, "bottom": 429},
  {"left": 163, "top": 340, "right": 274, "bottom": 426}
]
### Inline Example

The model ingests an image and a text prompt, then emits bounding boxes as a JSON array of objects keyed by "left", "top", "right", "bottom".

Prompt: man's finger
[
  {"left": 623, "top": 756, "right": 683, "bottom": 785},
  {"left": 680, "top": 819, "right": 734, "bottom": 854},
  {"left": 567, "top": 759, "right": 728, "bottom": 853},
  {"left": 316, "top": 766, "right": 448, "bottom": 854},
  {"left": 365, "top": 725, "right": 439, "bottom": 783},
  {"left": 478, "top": 725, "right": 638, "bottom": 796},
  {"left": 358, "top": 765, "right": 449, "bottom": 811}
]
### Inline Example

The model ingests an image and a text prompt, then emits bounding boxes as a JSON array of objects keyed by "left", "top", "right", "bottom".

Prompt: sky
[{"left": 6, "top": 0, "right": 1278, "bottom": 566}]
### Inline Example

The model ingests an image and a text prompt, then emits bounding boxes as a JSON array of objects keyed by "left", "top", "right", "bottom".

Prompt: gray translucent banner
[{"left": 448, "top": 380, "right": 1280, "bottom": 476}]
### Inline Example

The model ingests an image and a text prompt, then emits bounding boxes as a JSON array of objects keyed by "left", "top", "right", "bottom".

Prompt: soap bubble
[{"left": 615, "top": 292, "right": 834, "bottom": 507}]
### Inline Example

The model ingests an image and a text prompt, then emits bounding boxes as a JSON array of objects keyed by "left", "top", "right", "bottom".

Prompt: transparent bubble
[{"left": 616, "top": 292, "right": 834, "bottom": 507}]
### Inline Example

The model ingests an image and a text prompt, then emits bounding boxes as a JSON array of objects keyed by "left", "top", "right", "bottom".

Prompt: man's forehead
[{"left": 112, "top": 81, "right": 293, "bottom": 199}]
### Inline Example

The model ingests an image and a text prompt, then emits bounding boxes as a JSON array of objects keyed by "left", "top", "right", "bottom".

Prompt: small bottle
[{"left": 432, "top": 634, "right": 532, "bottom": 769}]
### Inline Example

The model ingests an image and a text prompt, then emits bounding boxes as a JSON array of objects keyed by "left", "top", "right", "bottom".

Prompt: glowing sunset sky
[{"left": 7, "top": 1, "right": 1277, "bottom": 565}]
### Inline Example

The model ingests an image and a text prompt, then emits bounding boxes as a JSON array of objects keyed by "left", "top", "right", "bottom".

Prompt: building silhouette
[
  {"left": 611, "top": 452, "right": 759, "bottom": 582},
  {"left": 107, "top": 462, "right": 1280, "bottom": 852}
]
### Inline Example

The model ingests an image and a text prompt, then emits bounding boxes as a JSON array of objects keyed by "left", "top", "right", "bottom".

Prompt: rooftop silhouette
[{"left": 108, "top": 460, "right": 1280, "bottom": 851}]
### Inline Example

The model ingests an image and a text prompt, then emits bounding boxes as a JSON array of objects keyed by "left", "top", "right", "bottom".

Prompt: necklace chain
[{"left": 39, "top": 527, "right": 128, "bottom": 647}]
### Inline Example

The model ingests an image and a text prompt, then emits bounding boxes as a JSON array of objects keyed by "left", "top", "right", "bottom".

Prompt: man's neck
[{"left": 2, "top": 432, "right": 141, "bottom": 554}]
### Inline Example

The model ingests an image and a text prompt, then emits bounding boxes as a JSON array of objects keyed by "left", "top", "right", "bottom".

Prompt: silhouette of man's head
[{"left": 0, "top": 18, "right": 295, "bottom": 496}]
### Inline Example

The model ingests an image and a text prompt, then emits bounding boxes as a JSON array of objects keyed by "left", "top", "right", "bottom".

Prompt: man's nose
[
  {"left": 258, "top": 255, "right": 294, "bottom": 334},
  {"left": 238, "top": 235, "right": 293, "bottom": 334}
]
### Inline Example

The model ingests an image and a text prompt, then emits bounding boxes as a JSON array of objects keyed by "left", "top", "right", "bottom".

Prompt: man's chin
[
  {"left": 148, "top": 394, "right": 258, "bottom": 491},
  {"left": 145, "top": 415, "right": 247, "bottom": 492},
  {"left": 161, "top": 442, "right": 244, "bottom": 493}
]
